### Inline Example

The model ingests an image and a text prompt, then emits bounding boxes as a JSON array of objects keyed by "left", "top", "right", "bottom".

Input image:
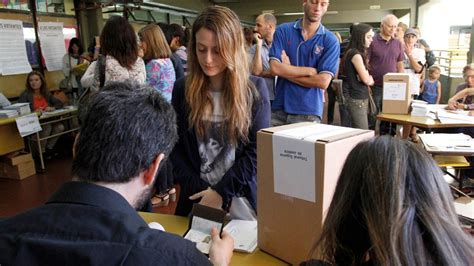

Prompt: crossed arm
[{"left": 269, "top": 51, "right": 332, "bottom": 89}]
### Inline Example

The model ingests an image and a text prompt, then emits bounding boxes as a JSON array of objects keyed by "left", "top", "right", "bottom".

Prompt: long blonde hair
[
  {"left": 186, "top": 5, "right": 256, "bottom": 145},
  {"left": 138, "top": 24, "right": 172, "bottom": 61}
]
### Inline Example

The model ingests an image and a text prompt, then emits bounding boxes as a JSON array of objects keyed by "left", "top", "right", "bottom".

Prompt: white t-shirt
[
  {"left": 197, "top": 91, "right": 256, "bottom": 221},
  {"left": 404, "top": 47, "right": 426, "bottom": 95}
]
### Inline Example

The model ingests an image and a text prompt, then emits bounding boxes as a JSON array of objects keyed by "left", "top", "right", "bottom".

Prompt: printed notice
[
  {"left": 38, "top": 22, "right": 66, "bottom": 71},
  {"left": 0, "top": 19, "right": 32, "bottom": 75},
  {"left": 383, "top": 82, "right": 407, "bottom": 101},
  {"left": 272, "top": 134, "right": 316, "bottom": 202},
  {"left": 15, "top": 113, "right": 41, "bottom": 137}
]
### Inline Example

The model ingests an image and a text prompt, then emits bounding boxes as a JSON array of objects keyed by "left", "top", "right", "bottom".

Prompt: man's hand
[
  {"left": 209, "top": 228, "right": 234, "bottom": 266},
  {"left": 404, "top": 43, "right": 413, "bottom": 56},
  {"left": 281, "top": 50, "right": 291, "bottom": 65},
  {"left": 253, "top": 32, "right": 263, "bottom": 47},
  {"left": 189, "top": 187, "right": 223, "bottom": 209}
]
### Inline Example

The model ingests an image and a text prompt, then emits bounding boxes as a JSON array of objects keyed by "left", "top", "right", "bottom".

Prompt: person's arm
[
  {"left": 436, "top": 81, "right": 442, "bottom": 104},
  {"left": 269, "top": 59, "right": 316, "bottom": 79},
  {"left": 420, "top": 80, "right": 425, "bottom": 94},
  {"left": 396, "top": 61, "right": 405, "bottom": 73},
  {"left": 250, "top": 38, "right": 264, "bottom": 76},
  {"left": 48, "top": 94, "right": 64, "bottom": 109},
  {"left": 351, "top": 53, "right": 374, "bottom": 86},
  {"left": 281, "top": 34, "right": 340, "bottom": 89},
  {"left": 404, "top": 45, "right": 423, "bottom": 73},
  {"left": 447, "top": 87, "right": 474, "bottom": 109},
  {"left": 211, "top": 77, "right": 270, "bottom": 210},
  {"left": 62, "top": 54, "right": 71, "bottom": 77},
  {"left": 80, "top": 61, "right": 97, "bottom": 88},
  {"left": 209, "top": 228, "right": 234, "bottom": 266}
]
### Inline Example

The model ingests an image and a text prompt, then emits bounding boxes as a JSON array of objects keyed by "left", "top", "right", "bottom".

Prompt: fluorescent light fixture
[
  {"left": 281, "top": 12, "right": 304, "bottom": 16},
  {"left": 369, "top": 5, "right": 381, "bottom": 9},
  {"left": 281, "top": 10, "right": 338, "bottom": 16}
]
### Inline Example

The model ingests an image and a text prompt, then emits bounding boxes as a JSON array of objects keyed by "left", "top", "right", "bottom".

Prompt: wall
[{"left": 0, "top": 13, "right": 76, "bottom": 98}]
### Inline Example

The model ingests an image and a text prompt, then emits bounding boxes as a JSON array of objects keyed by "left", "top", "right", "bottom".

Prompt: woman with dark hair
[
  {"left": 171, "top": 6, "right": 270, "bottom": 220},
  {"left": 305, "top": 136, "right": 474, "bottom": 265},
  {"left": 62, "top": 37, "right": 85, "bottom": 94},
  {"left": 342, "top": 23, "right": 374, "bottom": 129},
  {"left": 81, "top": 16, "right": 145, "bottom": 91},
  {"left": 19, "top": 71, "right": 64, "bottom": 158}
]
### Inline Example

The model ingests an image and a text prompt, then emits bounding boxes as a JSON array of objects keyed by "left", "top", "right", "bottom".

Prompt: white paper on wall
[
  {"left": 38, "top": 22, "right": 66, "bottom": 71},
  {"left": 0, "top": 19, "right": 32, "bottom": 75}
]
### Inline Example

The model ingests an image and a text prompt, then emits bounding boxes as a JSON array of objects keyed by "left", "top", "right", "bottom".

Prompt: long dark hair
[
  {"left": 26, "top": 71, "right": 49, "bottom": 97},
  {"left": 310, "top": 136, "right": 474, "bottom": 265},
  {"left": 343, "top": 23, "right": 372, "bottom": 68},
  {"left": 68, "top": 37, "right": 84, "bottom": 56},
  {"left": 100, "top": 16, "right": 139, "bottom": 69}
]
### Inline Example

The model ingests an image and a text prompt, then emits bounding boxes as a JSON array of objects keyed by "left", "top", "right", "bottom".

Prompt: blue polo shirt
[{"left": 270, "top": 19, "right": 339, "bottom": 117}]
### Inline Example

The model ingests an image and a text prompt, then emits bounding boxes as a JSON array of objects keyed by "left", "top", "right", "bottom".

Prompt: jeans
[
  {"left": 347, "top": 97, "right": 369, "bottom": 130},
  {"left": 271, "top": 110, "right": 321, "bottom": 126},
  {"left": 370, "top": 85, "right": 393, "bottom": 134}
]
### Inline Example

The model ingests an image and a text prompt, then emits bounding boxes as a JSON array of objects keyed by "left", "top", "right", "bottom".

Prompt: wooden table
[
  {"left": 139, "top": 212, "right": 288, "bottom": 265},
  {"left": 376, "top": 113, "right": 474, "bottom": 129},
  {"left": 0, "top": 109, "right": 80, "bottom": 169},
  {"left": 33, "top": 108, "right": 79, "bottom": 170},
  {"left": 0, "top": 116, "right": 25, "bottom": 156}
]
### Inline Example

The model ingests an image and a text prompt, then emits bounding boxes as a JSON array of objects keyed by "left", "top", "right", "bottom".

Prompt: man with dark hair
[
  {"left": 269, "top": 0, "right": 340, "bottom": 125},
  {"left": 250, "top": 13, "right": 277, "bottom": 103},
  {"left": 0, "top": 82, "right": 234, "bottom": 265}
]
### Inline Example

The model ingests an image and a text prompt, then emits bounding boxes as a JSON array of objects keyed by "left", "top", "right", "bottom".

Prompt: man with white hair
[{"left": 367, "top": 14, "right": 405, "bottom": 132}]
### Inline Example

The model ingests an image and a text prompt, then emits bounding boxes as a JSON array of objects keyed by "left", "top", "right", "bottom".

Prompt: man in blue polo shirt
[{"left": 269, "top": 0, "right": 339, "bottom": 125}]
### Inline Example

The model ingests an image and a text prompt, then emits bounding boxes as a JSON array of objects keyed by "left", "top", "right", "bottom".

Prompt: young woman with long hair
[
  {"left": 138, "top": 24, "right": 176, "bottom": 102},
  {"left": 62, "top": 37, "right": 85, "bottom": 94},
  {"left": 305, "top": 136, "right": 474, "bottom": 265},
  {"left": 342, "top": 23, "right": 374, "bottom": 129},
  {"left": 81, "top": 16, "right": 146, "bottom": 91},
  {"left": 18, "top": 71, "right": 64, "bottom": 157},
  {"left": 138, "top": 24, "right": 176, "bottom": 207},
  {"left": 171, "top": 6, "right": 270, "bottom": 220}
]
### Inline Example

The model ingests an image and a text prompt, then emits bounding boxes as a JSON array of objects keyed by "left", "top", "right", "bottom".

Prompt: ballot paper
[
  {"left": 419, "top": 133, "right": 474, "bottom": 153},
  {"left": 223, "top": 219, "right": 258, "bottom": 253}
]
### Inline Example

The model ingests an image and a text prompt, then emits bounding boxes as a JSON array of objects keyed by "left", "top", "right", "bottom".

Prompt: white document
[
  {"left": 454, "top": 197, "right": 473, "bottom": 220},
  {"left": 15, "top": 113, "right": 42, "bottom": 137},
  {"left": 0, "top": 19, "right": 32, "bottom": 75},
  {"left": 436, "top": 110, "right": 474, "bottom": 124},
  {"left": 273, "top": 131, "right": 316, "bottom": 203},
  {"left": 224, "top": 219, "right": 258, "bottom": 253},
  {"left": 383, "top": 82, "right": 407, "bottom": 101},
  {"left": 183, "top": 216, "right": 223, "bottom": 254},
  {"left": 272, "top": 124, "right": 360, "bottom": 203},
  {"left": 38, "top": 22, "right": 66, "bottom": 71}
]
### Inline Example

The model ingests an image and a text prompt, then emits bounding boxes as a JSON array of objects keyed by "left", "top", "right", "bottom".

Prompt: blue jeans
[{"left": 271, "top": 110, "right": 321, "bottom": 126}]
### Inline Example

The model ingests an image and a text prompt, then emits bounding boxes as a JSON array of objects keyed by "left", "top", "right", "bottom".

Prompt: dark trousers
[
  {"left": 327, "top": 86, "right": 336, "bottom": 124},
  {"left": 370, "top": 85, "right": 394, "bottom": 135}
]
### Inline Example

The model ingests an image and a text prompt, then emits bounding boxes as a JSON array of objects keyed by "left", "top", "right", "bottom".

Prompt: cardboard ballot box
[
  {"left": 257, "top": 123, "right": 374, "bottom": 265},
  {"left": 382, "top": 73, "right": 410, "bottom": 114},
  {"left": 0, "top": 151, "right": 36, "bottom": 180}
]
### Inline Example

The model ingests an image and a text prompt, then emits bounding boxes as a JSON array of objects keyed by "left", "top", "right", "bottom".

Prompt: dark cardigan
[
  {"left": 18, "top": 90, "right": 64, "bottom": 111},
  {"left": 170, "top": 76, "right": 270, "bottom": 216}
]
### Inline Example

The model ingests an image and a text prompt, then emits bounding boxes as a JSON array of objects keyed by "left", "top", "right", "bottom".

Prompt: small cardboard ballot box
[
  {"left": 257, "top": 123, "right": 374, "bottom": 265},
  {"left": 0, "top": 151, "right": 36, "bottom": 180},
  {"left": 382, "top": 73, "right": 410, "bottom": 114}
]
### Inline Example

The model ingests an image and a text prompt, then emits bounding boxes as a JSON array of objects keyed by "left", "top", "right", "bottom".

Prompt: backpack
[{"left": 425, "top": 50, "right": 436, "bottom": 67}]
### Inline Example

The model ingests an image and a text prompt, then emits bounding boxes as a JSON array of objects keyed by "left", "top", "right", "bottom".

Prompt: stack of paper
[
  {"left": 436, "top": 109, "right": 474, "bottom": 124},
  {"left": 411, "top": 100, "right": 430, "bottom": 116},
  {"left": 454, "top": 197, "right": 473, "bottom": 220},
  {"left": 4, "top": 103, "right": 31, "bottom": 116},
  {"left": 223, "top": 220, "right": 258, "bottom": 253},
  {"left": 0, "top": 109, "right": 18, "bottom": 118},
  {"left": 419, "top": 133, "right": 474, "bottom": 153}
]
